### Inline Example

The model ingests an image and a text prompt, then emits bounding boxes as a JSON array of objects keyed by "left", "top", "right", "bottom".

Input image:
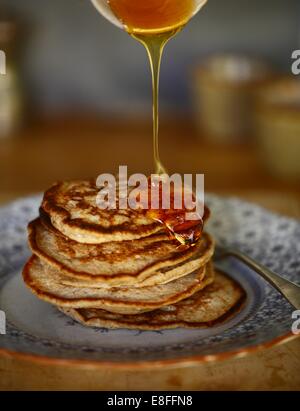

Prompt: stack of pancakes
[{"left": 23, "top": 180, "right": 245, "bottom": 330}]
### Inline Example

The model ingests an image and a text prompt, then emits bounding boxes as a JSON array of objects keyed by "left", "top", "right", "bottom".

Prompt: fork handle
[{"left": 224, "top": 249, "right": 300, "bottom": 310}]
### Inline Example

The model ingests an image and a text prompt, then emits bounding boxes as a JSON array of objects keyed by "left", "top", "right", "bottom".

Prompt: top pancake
[
  {"left": 41, "top": 180, "right": 163, "bottom": 244},
  {"left": 41, "top": 180, "right": 210, "bottom": 244}
]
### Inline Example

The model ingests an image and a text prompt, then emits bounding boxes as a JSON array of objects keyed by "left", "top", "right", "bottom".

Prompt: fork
[{"left": 214, "top": 245, "right": 300, "bottom": 310}]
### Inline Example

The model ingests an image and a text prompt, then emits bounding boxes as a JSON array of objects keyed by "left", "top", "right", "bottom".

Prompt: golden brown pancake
[
  {"left": 41, "top": 180, "right": 210, "bottom": 244},
  {"left": 23, "top": 256, "right": 214, "bottom": 315},
  {"left": 59, "top": 271, "right": 246, "bottom": 330},
  {"left": 41, "top": 180, "right": 163, "bottom": 244},
  {"left": 22, "top": 179, "right": 239, "bottom": 332},
  {"left": 28, "top": 218, "right": 214, "bottom": 288}
]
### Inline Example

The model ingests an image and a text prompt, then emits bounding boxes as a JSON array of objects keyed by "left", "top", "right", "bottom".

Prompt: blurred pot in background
[
  {"left": 0, "top": 13, "right": 24, "bottom": 139},
  {"left": 193, "top": 54, "right": 273, "bottom": 143},
  {"left": 256, "top": 78, "right": 300, "bottom": 180}
]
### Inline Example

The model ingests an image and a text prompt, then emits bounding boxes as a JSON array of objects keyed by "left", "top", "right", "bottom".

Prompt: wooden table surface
[{"left": 0, "top": 116, "right": 299, "bottom": 390}]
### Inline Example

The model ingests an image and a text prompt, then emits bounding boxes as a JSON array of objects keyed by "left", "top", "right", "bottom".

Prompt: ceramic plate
[{"left": 0, "top": 195, "right": 299, "bottom": 367}]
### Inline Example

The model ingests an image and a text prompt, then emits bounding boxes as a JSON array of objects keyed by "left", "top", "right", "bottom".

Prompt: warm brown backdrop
[{"left": 1, "top": 115, "right": 299, "bottom": 201}]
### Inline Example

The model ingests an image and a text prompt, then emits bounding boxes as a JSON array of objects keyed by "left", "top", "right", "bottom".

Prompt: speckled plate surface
[{"left": 0, "top": 195, "right": 299, "bottom": 367}]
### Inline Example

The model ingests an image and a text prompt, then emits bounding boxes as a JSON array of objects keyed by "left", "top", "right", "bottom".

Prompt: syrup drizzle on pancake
[{"left": 131, "top": 178, "right": 206, "bottom": 247}]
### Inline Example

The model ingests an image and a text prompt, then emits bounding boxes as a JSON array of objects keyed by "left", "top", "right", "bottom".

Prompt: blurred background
[{"left": 0, "top": 0, "right": 299, "bottom": 216}]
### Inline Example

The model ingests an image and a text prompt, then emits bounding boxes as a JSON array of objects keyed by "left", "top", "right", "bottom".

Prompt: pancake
[
  {"left": 28, "top": 218, "right": 214, "bottom": 288},
  {"left": 59, "top": 271, "right": 246, "bottom": 330},
  {"left": 41, "top": 180, "right": 163, "bottom": 244},
  {"left": 23, "top": 256, "right": 214, "bottom": 314},
  {"left": 22, "top": 178, "right": 229, "bottom": 331},
  {"left": 58, "top": 253, "right": 210, "bottom": 289},
  {"left": 41, "top": 180, "right": 210, "bottom": 244}
]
